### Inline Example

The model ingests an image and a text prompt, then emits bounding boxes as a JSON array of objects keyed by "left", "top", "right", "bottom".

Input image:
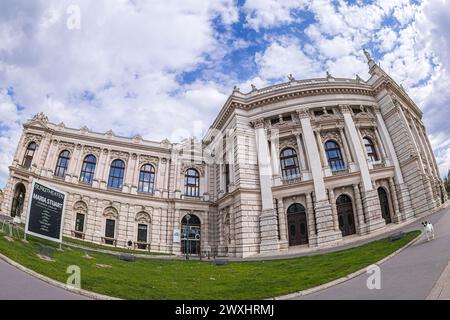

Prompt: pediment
[{"left": 24, "top": 119, "right": 50, "bottom": 130}]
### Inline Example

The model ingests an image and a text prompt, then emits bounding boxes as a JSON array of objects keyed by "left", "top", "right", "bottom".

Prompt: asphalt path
[{"left": 298, "top": 205, "right": 450, "bottom": 299}]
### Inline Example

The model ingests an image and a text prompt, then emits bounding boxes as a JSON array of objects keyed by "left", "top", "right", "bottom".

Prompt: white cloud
[
  {"left": 243, "top": 0, "right": 308, "bottom": 31},
  {"left": 0, "top": 0, "right": 240, "bottom": 186},
  {"left": 375, "top": 27, "right": 398, "bottom": 53},
  {"left": 255, "top": 38, "right": 323, "bottom": 81}
]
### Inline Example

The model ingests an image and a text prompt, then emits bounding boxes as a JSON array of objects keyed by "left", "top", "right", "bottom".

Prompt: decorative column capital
[
  {"left": 339, "top": 104, "right": 351, "bottom": 114},
  {"left": 372, "top": 104, "right": 381, "bottom": 114},
  {"left": 296, "top": 108, "right": 310, "bottom": 119},
  {"left": 251, "top": 118, "right": 265, "bottom": 129}
]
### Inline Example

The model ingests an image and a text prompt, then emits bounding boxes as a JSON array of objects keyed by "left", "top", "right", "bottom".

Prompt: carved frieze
[
  {"left": 135, "top": 211, "right": 151, "bottom": 223},
  {"left": 24, "top": 133, "right": 43, "bottom": 146},
  {"left": 82, "top": 146, "right": 101, "bottom": 157},
  {"left": 103, "top": 206, "right": 119, "bottom": 219},
  {"left": 58, "top": 141, "right": 75, "bottom": 152},
  {"left": 320, "top": 130, "right": 342, "bottom": 144},
  {"left": 139, "top": 154, "right": 159, "bottom": 166},
  {"left": 360, "top": 128, "right": 376, "bottom": 141},
  {"left": 279, "top": 137, "right": 297, "bottom": 152},
  {"left": 110, "top": 150, "right": 130, "bottom": 162},
  {"left": 73, "top": 201, "right": 88, "bottom": 214},
  {"left": 180, "top": 163, "right": 205, "bottom": 176}
]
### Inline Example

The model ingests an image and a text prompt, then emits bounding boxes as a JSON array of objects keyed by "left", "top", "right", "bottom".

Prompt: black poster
[{"left": 26, "top": 181, "right": 66, "bottom": 242}]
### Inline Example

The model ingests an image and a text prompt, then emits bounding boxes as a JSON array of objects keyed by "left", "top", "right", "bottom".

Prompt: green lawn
[
  {"left": 0, "top": 229, "right": 420, "bottom": 300},
  {"left": 62, "top": 236, "right": 173, "bottom": 256}
]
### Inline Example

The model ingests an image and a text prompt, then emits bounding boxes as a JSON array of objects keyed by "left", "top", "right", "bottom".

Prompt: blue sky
[{"left": 0, "top": 0, "right": 450, "bottom": 187}]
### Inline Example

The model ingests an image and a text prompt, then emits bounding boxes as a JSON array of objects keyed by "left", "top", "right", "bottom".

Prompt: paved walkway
[
  {"left": 0, "top": 258, "right": 87, "bottom": 300},
  {"left": 297, "top": 205, "right": 450, "bottom": 300}
]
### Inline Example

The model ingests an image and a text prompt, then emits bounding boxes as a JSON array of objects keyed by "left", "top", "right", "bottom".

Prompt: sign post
[{"left": 25, "top": 180, "right": 67, "bottom": 244}]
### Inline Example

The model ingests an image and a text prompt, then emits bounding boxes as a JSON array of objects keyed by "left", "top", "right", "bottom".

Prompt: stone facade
[{"left": 1, "top": 56, "right": 447, "bottom": 258}]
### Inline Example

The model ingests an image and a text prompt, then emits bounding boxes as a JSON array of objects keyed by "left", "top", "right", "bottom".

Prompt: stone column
[
  {"left": 43, "top": 139, "right": 57, "bottom": 176},
  {"left": 374, "top": 105, "right": 413, "bottom": 220},
  {"left": 270, "top": 129, "right": 281, "bottom": 185},
  {"left": 128, "top": 154, "right": 138, "bottom": 194},
  {"left": 339, "top": 127, "right": 353, "bottom": 164},
  {"left": 163, "top": 158, "right": 170, "bottom": 198},
  {"left": 69, "top": 144, "right": 83, "bottom": 182},
  {"left": 252, "top": 118, "right": 279, "bottom": 253},
  {"left": 399, "top": 108, "right": 436, "bottom": 210},
  {"left": 353, "top": 184, "right": 367, "bottom": 234},
  {"left": 414, "top": 120, "right": 440, "bottom": 202},
  {"left": 297, "top": 109, "right": 341, "bottom": 245},
  {"left": 277, "top": 198, "right": 288, "bottom": 250},
  {"left": 34, "top": 134, "right": 51, "bottom": 173},
  {"left": 306, "top": 193, "right": 317, "bottom": 246},
  {"left": 295, "top": 132, "right": 308, "bottom": 171},
  {"left": 99, "top": 149, "right": 110, "bottom": 189},
  {"left": 374, "top": 128, "right": 388, "bottom": 163},
  {"left": 388, "top": 178, "right": 401, "bottom": 223},
  {"left": 341, "top": 104, "right": 385, "bottom": 233},
  {"left": 328, "top": 188, "right": 339, "bottom": 232},
  {"left": 314, "top": 130, "right": 329, "bottom": 171},
  {"left": 13, "top": 133, "right": 26, "bottom": 166},
  {"left": 218, "top": 209, "right": 225, "bottom": 254}
]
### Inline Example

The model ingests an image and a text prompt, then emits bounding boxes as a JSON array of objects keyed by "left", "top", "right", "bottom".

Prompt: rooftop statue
[
  {"left": 363, "top": 48, "right": 372, "bottom": 61},
  {"left": 31, "top": 112, "right": 49, "bottom": 123}
]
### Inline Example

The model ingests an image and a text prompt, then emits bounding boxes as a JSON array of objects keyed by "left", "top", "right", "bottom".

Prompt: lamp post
[{"left": 185, "top": 213, "right": 191, "bottom": 260}]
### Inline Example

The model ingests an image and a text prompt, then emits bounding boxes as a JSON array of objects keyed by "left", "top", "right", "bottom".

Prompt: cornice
[
  {"left": 211, "top": 83, "right": 375, "bottom": 131},
  {"left": 372, "top": 77, "right": 423, "bottom": 118}
]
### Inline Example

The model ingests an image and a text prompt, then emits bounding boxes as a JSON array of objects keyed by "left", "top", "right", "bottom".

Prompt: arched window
[
  {"left": 138, "top": 164, "right": 155, "bottom": 193},
  {"left": 324, "top": 141, "right": 345, "bottom": 172},
  {"left": 184, "top": 168, "right": 200, "bottom": 197},
  {"left": 55, "top": 150, "right": 71, "bottom": 177},
  {"left": 22, "top": 142, "right": 36, "bottom": 169},
  {"left": 79, "top": 155, "right": 97, "bottom": 184},
  {"left": 363, "top": 137, "right": 379, "bottom": 162},
  {"left": 108, "top": 159, "right": 125, "bottom": 190},
  {"left": 280, "top": 148, "right": 300, "bottom": 179}
]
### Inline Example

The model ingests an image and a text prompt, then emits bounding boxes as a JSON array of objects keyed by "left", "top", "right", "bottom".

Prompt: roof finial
[{"left": 363, "top": 48, "right": 372, "bottom": 62}]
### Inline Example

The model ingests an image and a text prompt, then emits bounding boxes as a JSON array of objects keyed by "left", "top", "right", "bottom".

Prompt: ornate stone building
[{"left": 1, "top": 55, "right": 447, "bottom": 257}]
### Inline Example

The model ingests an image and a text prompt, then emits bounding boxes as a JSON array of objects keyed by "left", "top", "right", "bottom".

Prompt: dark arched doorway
[
  {"left": 287, "top": 203, "right": 308, "bottom": 246},
  {"left": 378, "top": 187, "right": 392, "bottom": 224},
  {"left": 336, "top": 195, "right": 356, "bottom": 236},
  {"left": 10, "top": 183, "right": 26, "bottom": 218},
  {"left": 181, "top": 214, "right": 201, "bottom": 255}
]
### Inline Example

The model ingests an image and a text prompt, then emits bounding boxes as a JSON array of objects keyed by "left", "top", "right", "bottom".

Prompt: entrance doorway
[
  {"left": 10, "top": 183, "right": 26, "bottom": 218},
  {"left": 378, "top": 187, "right": 392, "bottom": 224},
  {"left": 287, "top": 203, "right": 308, "bottom": 246},
  {"left": 336, "top": 195, "right": 356, "bottom": 237},
  {"left": 181, "top": 214, "right": 201, "bottom": 255}
]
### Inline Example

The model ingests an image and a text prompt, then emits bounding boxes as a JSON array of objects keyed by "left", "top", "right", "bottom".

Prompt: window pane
[
  {"left": 105, "top": 219, "right": 115, "bottom": 238},
  {"left": 137, "top": 224, "right": 148, "bottom": 243}
]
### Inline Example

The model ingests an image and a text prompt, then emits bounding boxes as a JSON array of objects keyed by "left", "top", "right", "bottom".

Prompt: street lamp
[{"left": 185, "top": 213, "right": 191, "bottom": 260}]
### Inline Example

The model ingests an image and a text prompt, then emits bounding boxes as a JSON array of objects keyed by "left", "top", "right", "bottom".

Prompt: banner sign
[
  {"left": 173, "top": 229, "right": 181, "bottom": 243},
  {"left": 25, "top": 180, "right": 67, "bottom": 243}
]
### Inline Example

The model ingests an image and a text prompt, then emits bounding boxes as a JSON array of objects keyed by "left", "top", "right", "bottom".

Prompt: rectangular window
[
  {"left": 75, "top": 213, "right": 85, "bottom": 233},
  {"left": 105, "top": 219, "right": 116, "bottom": 239},
  {"left": 137, "top": 224, "right": 148, "bottom": 243}
]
